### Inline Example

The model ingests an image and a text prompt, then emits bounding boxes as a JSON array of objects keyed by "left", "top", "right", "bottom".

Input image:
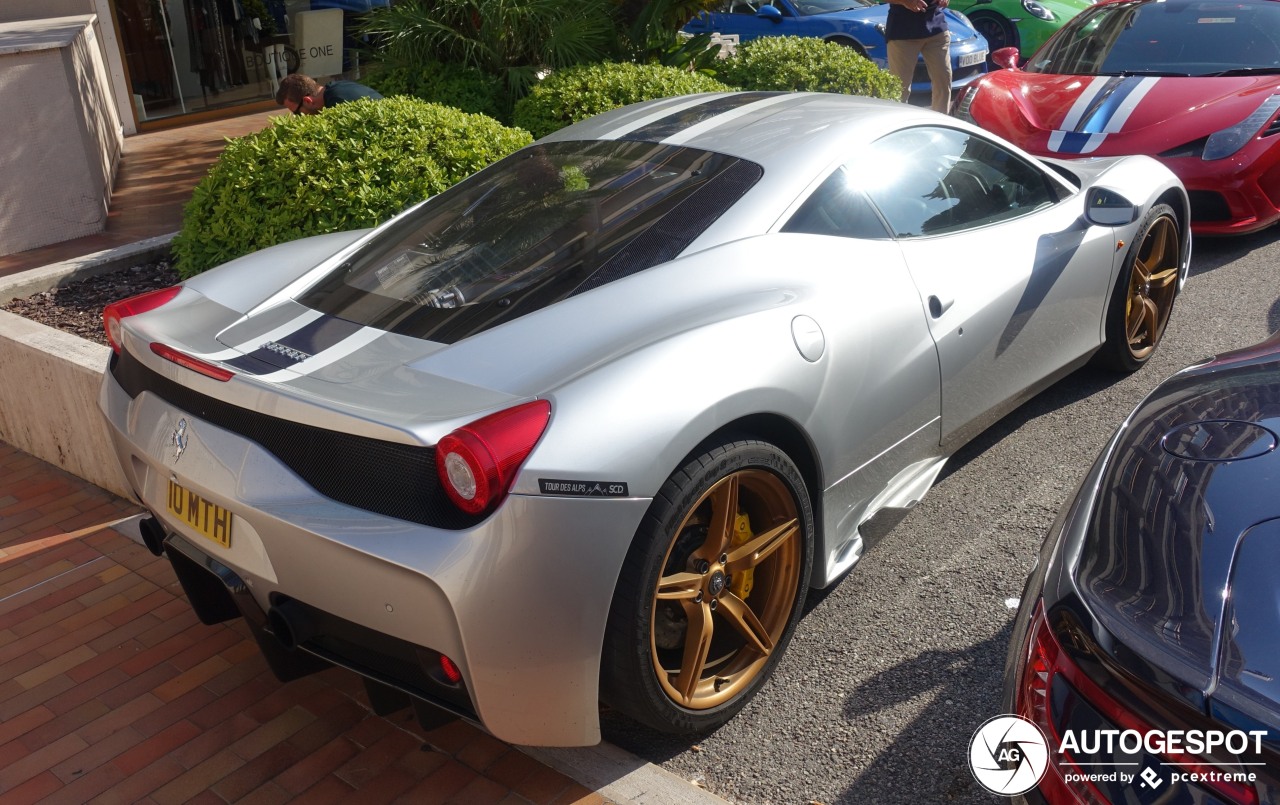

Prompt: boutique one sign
[{"left": 243, "top": 8, "right": 344, "bottom": 79}]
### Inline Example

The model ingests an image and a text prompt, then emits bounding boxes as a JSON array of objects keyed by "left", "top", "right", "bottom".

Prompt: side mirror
[
  {"left": 757, "top": 4, "right": 784, "bottom": 22},
  {"left": 991, "top": 47, "right": 1021, "bottom": 70},
  {"left": 1084, "top": 187, "right": 1140, "bottom": 227}
]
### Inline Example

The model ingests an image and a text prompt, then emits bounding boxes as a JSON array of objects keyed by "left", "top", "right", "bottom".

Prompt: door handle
[{"left": 927, "top": 294, "right": 954, "bottom": 318}]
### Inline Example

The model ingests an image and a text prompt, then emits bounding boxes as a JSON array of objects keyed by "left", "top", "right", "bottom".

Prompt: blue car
[{"left": 683, "top": 0, "right": 988, "bottom": 98}]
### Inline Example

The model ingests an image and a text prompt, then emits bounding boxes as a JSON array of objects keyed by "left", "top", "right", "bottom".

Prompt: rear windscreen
[{"left": 297, "top": 140, "right": 761, "bottom": 344}]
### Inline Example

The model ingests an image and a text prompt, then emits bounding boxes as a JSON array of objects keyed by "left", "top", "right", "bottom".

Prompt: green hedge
[
  {"left": 512, "top": 61, "right": 731, "bottom": 139},
  {"left": 718, "top": 36, "right": 901, "bottom": 99},
  {"left": 172, "top": 98, "right": 532, "bottom": 277},
  {"left": 363, "top": 62, "right": 508, "bottom": 121}
]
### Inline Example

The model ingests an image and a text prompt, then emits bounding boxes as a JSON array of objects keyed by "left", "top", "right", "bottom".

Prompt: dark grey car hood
[{"left": 1075, "top": 340, "right": 1280, "bottom": 729}]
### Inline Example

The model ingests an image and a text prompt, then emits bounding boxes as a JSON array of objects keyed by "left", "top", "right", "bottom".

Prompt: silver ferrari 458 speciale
[{"left": 100, "top": 92, "right": 1190, "bottom": 746}]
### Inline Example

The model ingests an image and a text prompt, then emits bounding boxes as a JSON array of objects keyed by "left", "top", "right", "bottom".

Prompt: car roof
[{"left": 538, "top": 91, "right": 949, "bottom": 176}]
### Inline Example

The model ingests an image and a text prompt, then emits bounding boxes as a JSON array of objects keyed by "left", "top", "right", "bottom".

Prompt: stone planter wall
[{"left": 0, "top": 235, "right": 173, "bottom": 499}]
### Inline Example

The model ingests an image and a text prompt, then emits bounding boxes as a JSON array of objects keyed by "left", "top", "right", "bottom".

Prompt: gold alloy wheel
[
  {"left": 649, "top": 469, "right": 802, "bottom": 710},
  {"left": 1124, "top": 214, "right": 1180, "bottom": 361}
]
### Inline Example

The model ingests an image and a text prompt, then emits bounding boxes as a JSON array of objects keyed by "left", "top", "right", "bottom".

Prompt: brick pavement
[{"left": 0, "top": 440, "right": 609, "bottom": 805}]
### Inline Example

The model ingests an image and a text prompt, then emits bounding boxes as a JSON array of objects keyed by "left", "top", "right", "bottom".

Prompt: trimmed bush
[
  {"left": 718, "top": 36, "right": 901, "bottom": 100},
  {"left": 512, "top": 61, "right": 731, "bottom": 139},
  {"left": 364, "top": 62, "right": 507, "bottom": 121},
  {"left": 172, "top": 98, "right": 532, "bottom": 277}
]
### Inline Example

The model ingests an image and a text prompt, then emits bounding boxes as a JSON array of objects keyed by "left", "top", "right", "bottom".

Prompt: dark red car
[{"left": 952, "top": 0, "right": 1280, "bottom": 235}]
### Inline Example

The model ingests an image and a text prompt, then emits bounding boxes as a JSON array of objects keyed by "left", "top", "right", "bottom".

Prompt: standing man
[
  {"left": 884, "top": 0, "right": 952, "bottom": 113},
  {"left": 275, "top": 73, "right": 382, "bottom": 115}
]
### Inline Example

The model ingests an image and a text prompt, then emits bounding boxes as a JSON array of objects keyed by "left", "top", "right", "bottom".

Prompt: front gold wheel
[
  {"left": 1101, "top": 203, "right": 1180, "bottom": 372},
  {"left": 1123, "top": 213, "right": 1180, "bottom": 362}
]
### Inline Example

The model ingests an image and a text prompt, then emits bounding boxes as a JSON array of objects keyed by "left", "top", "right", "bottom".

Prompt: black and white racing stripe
[
  {"left": 600, "top": 91, "right": 808, "bottom": 144},
  {"left": 188, "top": 308, "right": 386, "bottom": 381}
]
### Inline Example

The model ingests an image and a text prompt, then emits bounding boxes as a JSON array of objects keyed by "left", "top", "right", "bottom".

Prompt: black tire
[
  {"left": 969, "top": 12, "right": 1019, "bottom": 55},
  {"left": 1098, "top": 203, "right": 1181, "bottom": 372},
  {"left": 600, "top": 439, "right": 814, "bottom": 734}
]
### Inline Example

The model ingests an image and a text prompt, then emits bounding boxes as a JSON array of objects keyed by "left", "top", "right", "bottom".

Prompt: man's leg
[
  {"left": 886, "top": 38, "right": 923, "bottom": 103},
  {"left": 923, "top": 30, "right": 953, "bottom": 112}
]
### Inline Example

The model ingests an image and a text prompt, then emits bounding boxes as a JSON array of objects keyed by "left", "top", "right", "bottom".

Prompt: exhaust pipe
[
  {"left": 138, "top": 516, "right": 168, "bottom": 556},
  {"left": 267, "top": 599, "right": 316, "bottom": 650}
]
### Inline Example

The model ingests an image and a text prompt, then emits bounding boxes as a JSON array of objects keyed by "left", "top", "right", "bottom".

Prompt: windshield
[
  {"left": 1027, "top": 0, "right": 1280, "bottom": 76},
  {"left": 297, "top": 140, "right": 761, "bottom": 344}
]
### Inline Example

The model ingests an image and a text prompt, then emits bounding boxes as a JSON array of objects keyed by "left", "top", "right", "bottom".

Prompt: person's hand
[
  {"left": 937, "top": 0, "right": 949, "bottom": 7},
  {"left": 896, "top": 0, "right": 928, "bottom": 11}
]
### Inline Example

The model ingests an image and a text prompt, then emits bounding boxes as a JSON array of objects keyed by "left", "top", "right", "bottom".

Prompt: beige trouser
[{"left": 887, "top": 31, "right": 953, "bottom": 113}]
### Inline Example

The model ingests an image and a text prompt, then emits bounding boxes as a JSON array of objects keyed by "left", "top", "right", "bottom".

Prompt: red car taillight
[
  {"left": 1016, "top": 601, "right": 1259, "bottom": 805},
  {"left": 103, "top": 286, "right": 181, "bottom": 354},
  {"left": 149, "top": 342, "right": 234, "bottom": 382},
  {"left": 435, "top": 400, "right": 551, "bottom": 515}
]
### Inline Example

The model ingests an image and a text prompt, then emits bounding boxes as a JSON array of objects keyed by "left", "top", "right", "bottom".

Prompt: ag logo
[{"left": 968, "top": 714, "right": 1050, "bottom": 796}]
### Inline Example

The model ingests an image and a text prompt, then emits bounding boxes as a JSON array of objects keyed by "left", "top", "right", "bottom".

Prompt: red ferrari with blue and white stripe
[{"left": 953, "top": 0, "right": 1280, "bottom": 235}]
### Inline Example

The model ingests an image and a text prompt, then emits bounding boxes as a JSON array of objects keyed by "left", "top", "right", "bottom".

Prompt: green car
[{"left": 949, "top": 0, "right": 1091, "bottom": 58}]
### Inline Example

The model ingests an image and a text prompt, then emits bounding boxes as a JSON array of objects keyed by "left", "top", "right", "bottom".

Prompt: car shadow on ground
[
  {"left": 937, "top": 361, "right": 1124, "bottom": 485},
  {"left": 834, "top": 626, "right": 1014, "bottom": 804},
  {"left": 1189, "top": 227, "right": 1279, "bottom": 278}
]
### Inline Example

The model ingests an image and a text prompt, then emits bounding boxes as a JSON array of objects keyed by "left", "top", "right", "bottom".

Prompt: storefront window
[{"left": 112, "top": 0, "right": 382, "bottom": 123}]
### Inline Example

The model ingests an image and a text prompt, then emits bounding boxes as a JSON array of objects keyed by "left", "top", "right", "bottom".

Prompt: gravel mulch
[{"left": 1, "top": 260, "right": 181, "bottom": 347}]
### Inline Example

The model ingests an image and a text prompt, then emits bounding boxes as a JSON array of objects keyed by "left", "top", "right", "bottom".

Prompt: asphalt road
[{"left": 602, "top": 227, "right": 1280, "bottom": 804}]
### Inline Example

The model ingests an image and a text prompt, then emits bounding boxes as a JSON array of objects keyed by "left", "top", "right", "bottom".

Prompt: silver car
[{"left": 99, "top": 92, "right": 1190, "bottom": 747}]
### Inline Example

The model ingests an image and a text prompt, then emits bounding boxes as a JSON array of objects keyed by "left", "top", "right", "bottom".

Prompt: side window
[
  {"left": 782, "top": 167, "right": 890, "bottom": 239},
  {"left": 856, "top": 127, "right": 1061, "bottom": 238}
]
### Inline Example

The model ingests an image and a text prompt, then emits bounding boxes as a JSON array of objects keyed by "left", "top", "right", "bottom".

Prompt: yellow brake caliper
[{"left": 730, "top": 512, "right": 754, "bottom": 599}]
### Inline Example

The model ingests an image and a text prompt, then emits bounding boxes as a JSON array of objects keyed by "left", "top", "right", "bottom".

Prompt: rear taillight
[
  {"left": 149, "top": 343, "right": 234, "bottom": 382},
  {"left": 435, "top": 400, "right": 551, "bottom": 515},
  {"left": 103, "top": 286, "right": 181, "bottom": 354},
  {"left": 1016, "top": 601, "right": 1260, "bottom": 805}
]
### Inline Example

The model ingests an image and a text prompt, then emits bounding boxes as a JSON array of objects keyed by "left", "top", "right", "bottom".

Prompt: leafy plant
[
  {"left": 172, "top": 98, "right": 532, "bottom": 277},
  {"left": 512, "top": 61, "right": 731, "bottom": 138},
  {"left": 616, "top": 0, "right": 722, "bottom": 71},
  {"left": 359, "top": 0, "right": 617, "bottom": 105},
  {"left": 363, "top": 61, "right": 507, "bottom": 120},
  {"left": 717, "top": 35, "right": 902, "bottom": 99}
]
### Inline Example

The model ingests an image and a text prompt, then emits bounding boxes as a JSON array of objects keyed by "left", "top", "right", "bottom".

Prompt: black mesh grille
[
  {"left": 1187, "top": 190, "right": 1232, "bottom": 222},
  {"left": 110, "top": 350, "right": 483, "bottom": 529},
  {"left": 953, "top": 62, "right": 985, "bottom": 83}
]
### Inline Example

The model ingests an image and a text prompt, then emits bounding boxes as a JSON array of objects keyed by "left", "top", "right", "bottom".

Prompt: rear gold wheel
[
  {"left": 651, "top": 468, "right": 803, "bottom": 710},
  {"left": 601, "top": 439, "right": 813, "bottom": 734}
]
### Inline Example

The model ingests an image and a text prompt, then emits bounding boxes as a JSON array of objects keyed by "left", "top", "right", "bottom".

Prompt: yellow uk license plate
[{"left": 166, "top": 479, "right": 233, "bottom": 548}]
